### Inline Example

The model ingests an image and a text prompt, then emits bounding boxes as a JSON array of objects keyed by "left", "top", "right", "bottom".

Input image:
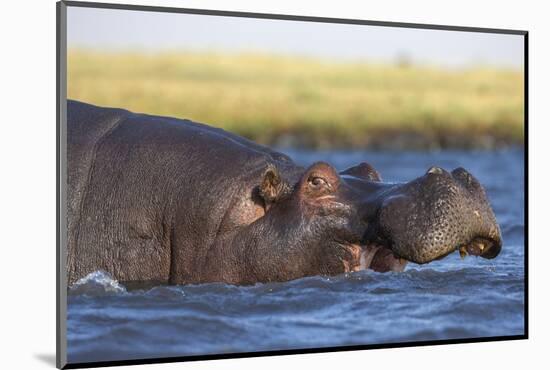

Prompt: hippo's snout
[{"left": 371, "top": 166, "right": 502, "bottom": 264}]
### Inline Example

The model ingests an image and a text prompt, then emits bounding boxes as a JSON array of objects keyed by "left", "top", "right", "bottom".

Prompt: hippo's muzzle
[{"left": 360, "top": 166, "right": 502, "bottom": 266}]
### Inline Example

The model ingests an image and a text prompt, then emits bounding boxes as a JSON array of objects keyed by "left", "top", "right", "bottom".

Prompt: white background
[{"left": 1, "top": 0, "right": 546, "bottom": 369}]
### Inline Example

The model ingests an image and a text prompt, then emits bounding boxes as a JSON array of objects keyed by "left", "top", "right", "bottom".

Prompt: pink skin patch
[
  {"left": 343, "top": 244, "right": 407, "bottom": 273},
  {"left": 367, "top": 246, "right": 408, "bottom": 272}
]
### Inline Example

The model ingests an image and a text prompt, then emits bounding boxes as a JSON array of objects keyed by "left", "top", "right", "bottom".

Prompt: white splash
[{"left": 69, "top": 270, "right": 127, "bottom": 296}]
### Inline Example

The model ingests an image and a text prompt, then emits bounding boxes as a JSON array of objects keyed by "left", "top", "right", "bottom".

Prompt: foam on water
[{"left": 69, "top": 270, "right": 127, "bottom": 296}]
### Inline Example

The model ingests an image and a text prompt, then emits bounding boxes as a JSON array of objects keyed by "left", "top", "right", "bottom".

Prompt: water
[{"left": 67, "top": 149, "right": 525, "bottom": 364}]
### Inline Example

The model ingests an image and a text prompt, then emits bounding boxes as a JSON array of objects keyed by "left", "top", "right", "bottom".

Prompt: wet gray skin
[
  {"left": 67, "top": 100, "right": 502, "bottom": 285},
  {"left": 342, "top": 165, "right": 502, "bottom": 265}
]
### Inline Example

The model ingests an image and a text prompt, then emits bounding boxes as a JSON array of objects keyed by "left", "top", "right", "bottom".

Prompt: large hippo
[{"left": 67, "top": 100, "right": 502, "bottom": 286}]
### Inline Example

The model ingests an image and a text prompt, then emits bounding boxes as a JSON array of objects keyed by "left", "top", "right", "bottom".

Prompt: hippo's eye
[{"left": 309, "top": 176, "right": 329, "bottom": 188}]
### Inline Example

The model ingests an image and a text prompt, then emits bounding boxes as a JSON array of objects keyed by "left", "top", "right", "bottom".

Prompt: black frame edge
[
  {"left": 57, "top": 1, "right": 68, "bottom": 369},
  {"left": 64, "top": 334, "right": 527, "bottom": 369},
  {"left": 523, "top": 32, "right": 529, "bottom": 339},
  {"left": 63, "top": 0, "right": 527, "bottom": 35}
]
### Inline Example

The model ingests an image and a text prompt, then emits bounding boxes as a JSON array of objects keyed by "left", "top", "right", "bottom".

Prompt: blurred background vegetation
[{"left": 68, "top": 50, "right": 524, "bottom": 150}]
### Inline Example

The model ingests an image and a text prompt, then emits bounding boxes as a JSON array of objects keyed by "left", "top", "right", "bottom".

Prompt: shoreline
[{"left": 239, "top": 131, "right": 524, "bottom": 151}]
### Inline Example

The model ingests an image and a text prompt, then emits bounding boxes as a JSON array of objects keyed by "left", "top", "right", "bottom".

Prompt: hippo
[{"left": 67, "top": 100, "right": 502, "bottom": 286}]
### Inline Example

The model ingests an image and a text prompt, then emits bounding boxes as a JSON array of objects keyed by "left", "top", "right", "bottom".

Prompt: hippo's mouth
[
  {"left": 358, "top": 235, "right": 501, "bottom": 272},
  {"left": 455, "top": 236, "right": 501, "bottom": 259},
  {"left": 357, "top": 243, "right": 407, "bottom": 272}
]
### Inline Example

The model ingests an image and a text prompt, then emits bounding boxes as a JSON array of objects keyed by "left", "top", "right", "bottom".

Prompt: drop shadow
[{"left": 34, "top": 353, "right": 57, "bottom": 367}]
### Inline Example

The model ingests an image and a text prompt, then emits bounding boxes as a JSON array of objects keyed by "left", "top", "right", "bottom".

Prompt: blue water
[{"left": 67, "top": 149, "right": 525, "bottom": 364}]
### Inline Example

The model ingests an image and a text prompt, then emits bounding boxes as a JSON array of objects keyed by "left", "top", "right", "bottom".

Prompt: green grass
[{"left": 68, "top": 50, "right": 524, "bottom": 149}]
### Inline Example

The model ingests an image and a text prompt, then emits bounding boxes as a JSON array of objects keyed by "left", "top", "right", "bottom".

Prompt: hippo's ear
[
  {"left": 300, "top": 162, "right": 340, "bottom": 198},
  {"left": 340, "top": 162, "right": 382, "bottom": 182},
  {"left": 259, "top": 164, "right": 287, "bottom": 205}
]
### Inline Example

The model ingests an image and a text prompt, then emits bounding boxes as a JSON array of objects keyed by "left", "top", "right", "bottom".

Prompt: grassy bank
[{"left": 68, "top": 50, "right": 524, "bottom": 150}]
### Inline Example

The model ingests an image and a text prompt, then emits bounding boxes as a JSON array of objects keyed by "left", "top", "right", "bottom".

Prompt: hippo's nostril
[
  {"left": 451, "top": 167, "right": 469, "bottom": 177},
  {"left": 426, "top": 166, "right": 444, "bottom": 175},
  {"left": 452, "top": 167, "right": 483, "bottom": 191}
]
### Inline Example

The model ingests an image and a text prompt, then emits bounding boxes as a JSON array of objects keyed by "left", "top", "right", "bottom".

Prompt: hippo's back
[
  {"left": 68, "top": 100, "right": 130, "bottom": 209},
  {"left": 66, "top": 100, "right": 301, "bottom": 284},
  {"left": 67, "top": 101, "right": 133, "bottom": 280}
]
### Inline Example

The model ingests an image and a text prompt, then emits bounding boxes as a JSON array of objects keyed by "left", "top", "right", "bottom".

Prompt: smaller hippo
[{"left": 67, "top": 100, "right": 502, "bottom": 285}]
